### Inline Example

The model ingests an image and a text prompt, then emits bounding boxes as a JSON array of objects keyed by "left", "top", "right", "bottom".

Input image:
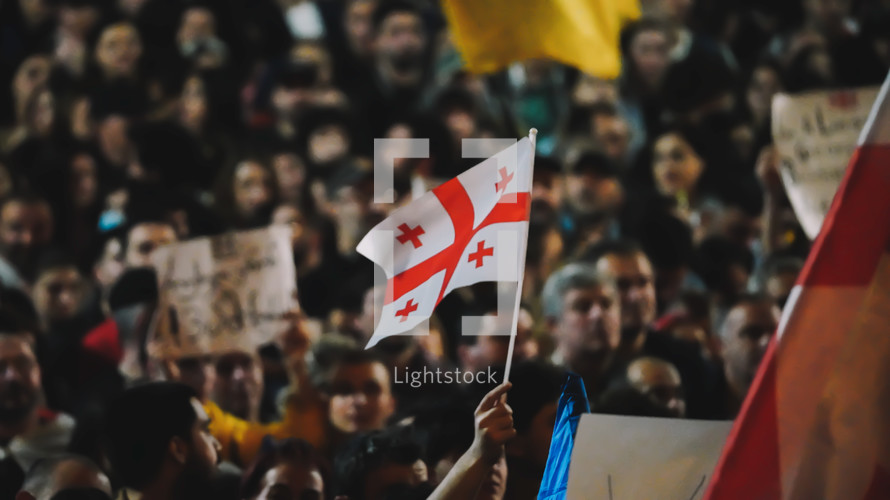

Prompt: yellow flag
[{"left": 442, "top": 0, "right": 640, "bottom": 78}]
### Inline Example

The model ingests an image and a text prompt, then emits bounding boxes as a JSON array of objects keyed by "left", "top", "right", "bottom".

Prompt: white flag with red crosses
[{"left": 356, "top": 135, "right": 535, "bottom": 348}]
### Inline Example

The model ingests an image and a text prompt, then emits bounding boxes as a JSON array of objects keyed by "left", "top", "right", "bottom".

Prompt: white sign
[
  {"left": 149, "top": 225, "right": 296, "bottom": 359},
  {"left": 772, "top": 87, "right": 879, "bottom": 239},
  {"left": 566, "top": 414, "right": 732, "bottom": 500}
]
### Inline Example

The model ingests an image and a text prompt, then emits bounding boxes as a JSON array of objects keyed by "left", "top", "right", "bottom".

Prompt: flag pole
[{"left": 503, "top": 128, "right": 537, "bottom": 383}]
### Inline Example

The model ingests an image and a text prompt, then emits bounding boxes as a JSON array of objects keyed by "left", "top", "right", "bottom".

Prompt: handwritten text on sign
[
  {"left": 566, "top": 414, "right": 732, "bottom": 500},
  {"left": 771, "top": 87, "right": 879, "bottom": 239},
  {"left": 149, "top": 225, "right": 296, "bottom": 359}
]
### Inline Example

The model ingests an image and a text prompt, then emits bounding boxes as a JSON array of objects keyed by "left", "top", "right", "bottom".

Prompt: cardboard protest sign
[
  {"left": 148, "top": 225, "right": 296, "bottom": 359},
  {"left": 772, "top": 86, "right": 879, "bottom": 239},
  {"left": 566, "top": 414, "right": 732, "bottom": 500}
]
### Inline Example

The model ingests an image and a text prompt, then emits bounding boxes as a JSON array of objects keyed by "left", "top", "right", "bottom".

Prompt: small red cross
[
  {"left": 395, "top": 299, "right": 418, "bottom": 322},
  {"left": 468, "top": 240, "right": 494, "bottom": 268},
  {"left": 396, "top": 223, "right": 425, "bottom": 248},
  {"left": 495, "top": 167, "right": 514, "bottom": 193}
]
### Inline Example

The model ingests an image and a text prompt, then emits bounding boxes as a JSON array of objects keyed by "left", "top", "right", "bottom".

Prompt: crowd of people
[{"left": 1, "top": 0, "right": 889, "bottom": 498}]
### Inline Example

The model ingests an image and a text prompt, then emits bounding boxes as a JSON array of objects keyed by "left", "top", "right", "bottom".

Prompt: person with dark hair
[
  {"left": 560, "top": 151, "right": 624, "bottom": 255},
  {"left": 0, "top": 193, "right": 54, "bottom": 289},
  {"left": 215, "top": 158, "right": 278, "bottom": 229},
  {"left": 617, "top": 16, "right": 673, "bottom": 151},
  {"left": 104, "top": 382, "right": 221, "bottom": 499},
  {"left": 320, "top": 348, "right": 396, "bottom": 440},
  {"left": 351, "top": 0, "right": 429, "bottom": 138},
  {"left": 240, "top": 438, "right": 330, "bottom": 500},
  {"left": 718, "top": 293, "right": 780, "bottom": 418},
  {"left": 588, "top": 239, "right": 721, "bottom": 419},
  {"left": 30, "top": 252, "right": 87, "bottom": 333},
  {"left": 334, "top": 424, "right": 429, "bottom": 500},
  {"left": 588, "top": 102, "right": 633, "bottom": 168},
  {"left": 30, "top": 251, "right": 99, "bottom": 414},
  {"left": 16, "top": 453, "right": 112, "bottom": 500},
  {"left": 761, "top": 256, "right": 803, "bottom": 309},
  {"left": 695, "top": 235, "right": 756, "bottom": 327},
  {"left": 121, "top": 218, "right": 177, "bottom": 270},
  {"left": 0, "top": 317, "right": 76, "bottom": 498},
  {"left": 212, "top": 349, "right": 264, "bottom": 423}
]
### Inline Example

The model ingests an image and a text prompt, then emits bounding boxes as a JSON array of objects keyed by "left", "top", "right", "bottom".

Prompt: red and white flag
[
  {"left": 357, "top": 134, "right": 535, "bottom": 348},
  {"left": 705, "top": 73, "right": 890, "bottom": 499}
]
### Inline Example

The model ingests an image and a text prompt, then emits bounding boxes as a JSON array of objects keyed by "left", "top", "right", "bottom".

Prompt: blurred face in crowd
[
  {"left": 374, "top": 11, "right": 426, "bottom": 85},
  {"left": 13, "top": 55, "right": 50, "bottom": 119},
  {"left": 629, "top": 28, "right": 670, "bottom": 90},
  {"left": 95, "top": 23, "right": 142, "bottom": 78},
  {"left": 571, "top": 75, "right": 618, "bottom": 106},
  {"left": 628, "top": 357, "right": 686, "bottom": 417},
  {"left": 0, "top": 199, "right": 53, "bottom": 278},
  {"left": 327, "top": 360, "right": 395, "bottom": 434},
  {"left": 252, "top": 462, "right": 325, "bottom": 500},
  {"left": 272, "top": 204, "right": 307, "bottom": 251},
  {"left": 805, "top": 0, "right": 851, "bottom": 34},
  {"left": 552, "top": 284, "right": 621, "bottom": 361},
  {"left": 272, "top": 153, "right": 306, "bottom": 205},
  {"left": 178, "top": 7, "right": 216, "bottom": 45},
  {"left": 59, "top": 3, "right": 101, "bottom": 38},
  {"left": 531, "top": 170, "right": 563, "bottom": 209},
  {"left": 746, "top": 65, "right": 782, "bottom": 125},
  {"left": 662, "top": 0, "right": 693, "bottom": 25},
  {"left": 177, "top": 356, "right": 216, "bottom": 403},
  {"left": 26, "top": 87, "right": 55, "bottom": 136},
  {"left": 766, "top": 271, "right": 798, "bottom": 309},
  {"left": 180, "top": 75, "right": 208, "bottom": 130},
  {"left": 591, "top": 113, "right": 631, "bottom": 163},
  {"left": 96, "top": 115, "right": 132, "bottom": 168},
  {"left": 308, "top": 124, "right": 350, "bottom": 166},
  {"left": 125, "top": 222, "right": 176, "bottom": 268},
  {"left": 70, "top": 153, "right": 99, "bottom": 209},
  {"left": 0, "top": 335, "right": 40, "bottom": 426},
  {"left": 721, "top": 300, "right": 780, "bottom": 397},
  {"left": 596, "top": 252, "right": 657, "bottom": 334},
  {"left": 33, "top": 266, "right": 86, "bottom": 325},
  {"left": 213, "top": 351, "right": 263, "bottom": 422},
  {"left": 565, "top": 170, "right": 623, "bottom": 216},
  {"left": 459, "top": 310, "right": 534, "bottom": 372},
  {"left": 653, "top": 132, "right": 704, "bottom": 197},
  {"left": 345, "top": 0, "right": 377, "bottom": 57},
  {"left": 233, "top": 161, "right": 274, "bottom": 221}
]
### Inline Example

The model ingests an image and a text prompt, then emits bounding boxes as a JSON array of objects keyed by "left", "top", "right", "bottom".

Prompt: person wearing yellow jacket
[{"left": 166, "top": 309, "right": 329, "bottom": 467}]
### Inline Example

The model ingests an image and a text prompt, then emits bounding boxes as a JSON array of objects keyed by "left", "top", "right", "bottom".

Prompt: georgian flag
[{"left": 357, "top": 135, "right": 535, "bottom": 348}]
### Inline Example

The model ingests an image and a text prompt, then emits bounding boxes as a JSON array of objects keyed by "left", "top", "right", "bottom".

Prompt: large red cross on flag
[
  {"left": 704, "top": 73, "right": 890, "bottom": 500},
  {"left": 356, "top": 135, "right": 535, "bottom": 348}
]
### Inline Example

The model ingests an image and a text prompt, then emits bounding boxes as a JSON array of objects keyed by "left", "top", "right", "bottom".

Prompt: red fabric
[
  {"left": 864, "top": 465, "right": 890, "bottom": 500},
  {"left": 705, "top": 133, "right": 890, "bottom": 497},
  {"left": 703, "top": 339, "right": 782, "bottom": 500},
  {"left": 80, "top": 317, "right": 123, "bottom": 365},
  {"left": 386, "top": 188, "right": 530, "bottom": 305},
  {"left": 799, "top": 146, "right": 890, "bottom": 287},
  {"left": 36, "top": 407, "right": 59, "bottom": 423}
]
